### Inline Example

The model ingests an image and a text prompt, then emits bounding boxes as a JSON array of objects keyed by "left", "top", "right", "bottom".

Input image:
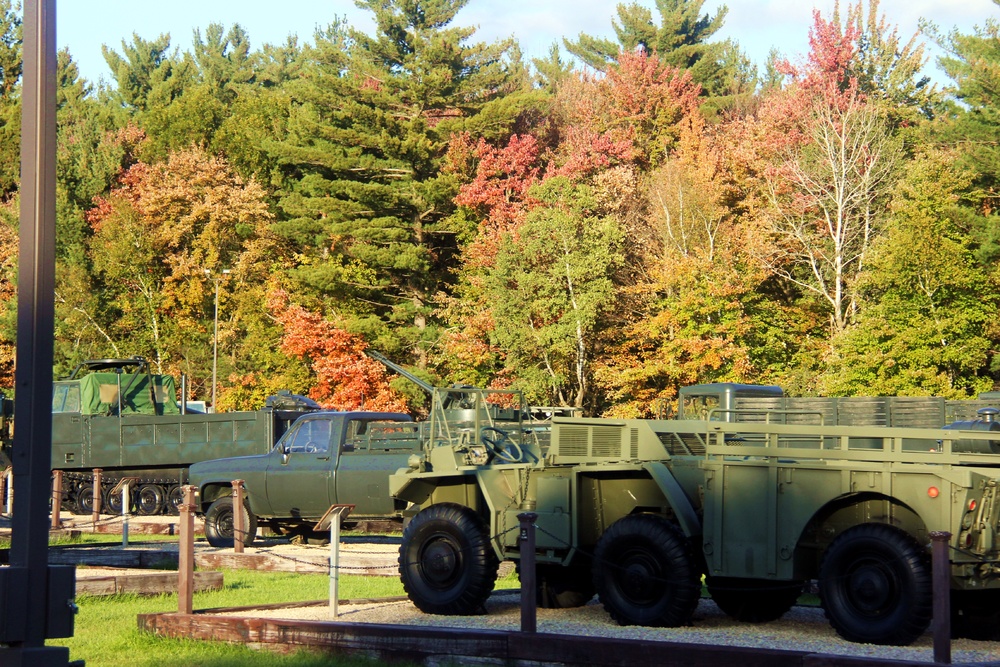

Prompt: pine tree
[{"left": 271, "top": 1, "right": 518, "bottom": 365}]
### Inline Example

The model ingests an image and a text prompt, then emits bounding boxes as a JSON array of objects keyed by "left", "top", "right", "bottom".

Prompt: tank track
[{"left": 58, "top": 470, "right": 186, "bottom": 516}]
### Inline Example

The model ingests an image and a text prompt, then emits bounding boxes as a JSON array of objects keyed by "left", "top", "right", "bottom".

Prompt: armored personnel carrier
[{"left": 390, "top": 382, "right": 1000, "bottom": 646}]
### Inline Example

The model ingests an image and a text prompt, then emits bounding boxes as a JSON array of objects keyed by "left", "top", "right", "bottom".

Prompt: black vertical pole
[
  {"left": 2, "top": 0, "right": 71, "bottom": 664},
  {"left": 930, "top": 531, "right": 952, "bottom": 665},
  {"left": 518, "top": 512, "right": 537, "bottom": 633}
]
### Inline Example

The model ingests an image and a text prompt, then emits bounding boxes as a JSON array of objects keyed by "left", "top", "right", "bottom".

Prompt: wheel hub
[
  {"left": 421, "top": 538, "right": 460, "bottom": 586},
  {"left": 848, "top": 561, "right": 894, "bottom": 613}
]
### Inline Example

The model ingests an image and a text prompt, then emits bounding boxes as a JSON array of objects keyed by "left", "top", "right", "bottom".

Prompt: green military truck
[
  {"left": 187, "top": 410, "right": 421, "bottom": 547},
  {"left": 44, "top": 357, "right": 320, "bottom": 515},
  {"left": 389, "top": 382, "right": 1000, "bottom": 646}
]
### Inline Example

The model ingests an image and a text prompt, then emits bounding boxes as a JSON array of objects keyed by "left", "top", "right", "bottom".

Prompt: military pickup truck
[
  {"left": 188, "top": 410, "right": 420, "bottom": 547},
  {"left": 389, "top": 382, "right": 1000, "bottom": 646}
]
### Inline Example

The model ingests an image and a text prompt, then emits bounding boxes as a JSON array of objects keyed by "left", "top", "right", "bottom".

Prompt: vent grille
[
  {"left": 630, "top": 428, "right": 639, "bottom": 459},
  {"left": 557, "top": 426, "right": 590, "bottom": 457},
  {"left": 591, "top": 427, "right": 621, "bottom": 458}
]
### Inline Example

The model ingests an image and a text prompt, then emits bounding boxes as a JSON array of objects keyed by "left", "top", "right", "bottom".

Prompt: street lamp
[{"left": 205, "top": 268, "right": 231, "bottom": 411}]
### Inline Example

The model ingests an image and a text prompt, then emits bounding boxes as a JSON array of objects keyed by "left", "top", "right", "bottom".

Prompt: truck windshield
[{"left": 280, "top": 418, "right": 333, "bottom": 455}]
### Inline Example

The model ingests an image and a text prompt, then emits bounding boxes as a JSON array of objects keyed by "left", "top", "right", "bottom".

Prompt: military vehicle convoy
[
  {"left": 389, "top": 382, "right": 1000, "bottom": 646},
  {"left": 42, "top": 358, "right": 321, "bottom": 515}
]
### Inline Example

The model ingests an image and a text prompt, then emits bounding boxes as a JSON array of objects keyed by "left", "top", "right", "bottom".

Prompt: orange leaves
[{"left": 267, "top": 290, "right": 407, "bottom": 412}]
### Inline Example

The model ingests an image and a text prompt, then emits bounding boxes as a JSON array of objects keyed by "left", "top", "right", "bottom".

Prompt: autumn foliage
[{"left": 267, "top": 290, "right": 406, "bottom": 412}]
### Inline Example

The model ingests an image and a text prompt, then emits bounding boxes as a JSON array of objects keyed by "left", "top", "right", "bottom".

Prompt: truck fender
[{"left": 642, "top": 461, "right": 702, "bottom": 538}]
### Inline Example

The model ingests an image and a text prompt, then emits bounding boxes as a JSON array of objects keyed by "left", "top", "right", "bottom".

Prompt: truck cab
[{"left": 190, "top": 410, "right": 419, "bottom": 546}]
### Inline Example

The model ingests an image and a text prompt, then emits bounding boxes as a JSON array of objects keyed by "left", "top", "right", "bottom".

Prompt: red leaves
[{"left": 267, "top": 290, "right": 407, "bottom": 412}]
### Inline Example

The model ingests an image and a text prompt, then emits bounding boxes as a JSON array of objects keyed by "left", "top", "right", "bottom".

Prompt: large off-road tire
[
  {"left": 533, "top": 562, "right": 596, "bottom": 609},
  {"left": 707, "top": 576, "right": 803, "bottom": 622},
  {"left": 819, "top": 523, "right": 932, "bottom": 645},
  {"left": 136, "top": 484, "right": 165, "bottom": 515},
  {"left": 204, "top": 496, "right": 258, "bottom": 548},
  {"left": 592, "top": 514, "right": 701, "bottom": 627},
  {"left": 399, "top": 503, "right": 499, "bottom": 615}
]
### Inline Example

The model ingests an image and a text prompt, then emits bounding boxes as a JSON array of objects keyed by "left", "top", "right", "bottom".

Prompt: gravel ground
[{"left": 216, "top": 591, "right": 1000, "bottom": 664}]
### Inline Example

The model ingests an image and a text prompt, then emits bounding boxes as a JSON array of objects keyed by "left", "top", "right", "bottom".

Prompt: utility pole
[{"left": 205, "top": 268, "right": 230, "bottom": 411}]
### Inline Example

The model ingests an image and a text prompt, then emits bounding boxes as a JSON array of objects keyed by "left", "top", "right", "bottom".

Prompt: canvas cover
[{"left": 74, "top": 372, "right": 180, "bottom": 415}]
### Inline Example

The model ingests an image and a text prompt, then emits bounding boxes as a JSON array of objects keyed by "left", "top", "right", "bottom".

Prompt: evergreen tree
[
  {"left": 563, "top": 0, "right": 737, "bottom": 97},
  {"left": 271, "top": 1, "right": 518, "bottom": 365}
]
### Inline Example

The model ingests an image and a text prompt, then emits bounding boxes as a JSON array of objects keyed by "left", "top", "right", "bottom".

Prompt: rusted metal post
[
  {"left": 231, "top": 479, "right": 245, "bottom": 553},
  {"left": 91, "top": 468, "right": 102, "bottom": 528},
  {"left": 178, "top": 485, "right": 196, "bottom": 614},
  {"left": 50, "top": 469, "right": 62, "bottom": 529},
  {"left": 930, "top": 531, "right": 951, "bottom": 664},
  {"left": 518, "top": 512, "right": 538, "bottom": 633}
]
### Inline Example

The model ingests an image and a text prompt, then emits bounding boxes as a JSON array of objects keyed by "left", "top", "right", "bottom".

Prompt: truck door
[
  {"left": 264, "top": 415, "right": 342, "bottom": 519},
  {"left": 334, "top": 419, "right": 418, "bottom": 516}
]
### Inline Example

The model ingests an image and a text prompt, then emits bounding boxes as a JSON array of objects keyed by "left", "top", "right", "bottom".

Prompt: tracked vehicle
[
  {"left": 390, "top": 383, "right": 1000, "bottom": 645},
  {"left": 43, "top": 357, "right": 319, "bottom": 514}
]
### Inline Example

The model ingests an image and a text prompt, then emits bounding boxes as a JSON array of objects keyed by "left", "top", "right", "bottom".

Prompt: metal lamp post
[{"left": 205, "top": 268, "right": 231, "bottom": 411}]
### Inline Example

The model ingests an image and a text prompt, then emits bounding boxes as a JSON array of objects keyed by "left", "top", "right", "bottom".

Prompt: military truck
[
  {"left": 188, "top": 410, "right": 421, "bottom": 547},
  {"left": 389, "top": 382, "right": 1000, "bottom": 646},
  {"left": 43, "top": 357, "right": 320, "bottom": 515}
]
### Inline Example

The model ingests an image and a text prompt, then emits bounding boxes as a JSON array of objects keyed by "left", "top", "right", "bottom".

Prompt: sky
[{"left": 55, "top": 0, "right": 999, "bottom": 88}]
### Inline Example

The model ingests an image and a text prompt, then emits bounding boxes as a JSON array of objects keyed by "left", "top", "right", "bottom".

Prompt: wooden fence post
[
  {"left": 231, "top": 479, "right": 245, "bottom": 554},
  {"left": 50, "top": 469, "right": 62, "bottom": 529},
  {"left": 91, "top": 468, "right": 102, "bottom": 529},
  {"left": 178, "top": 485, "right": 196, "bottom": 615}
]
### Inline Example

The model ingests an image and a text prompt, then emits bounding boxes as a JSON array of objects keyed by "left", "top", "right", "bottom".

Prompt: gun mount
[{"left": 366, "top": 350, "right": 542, "bottom": 466}]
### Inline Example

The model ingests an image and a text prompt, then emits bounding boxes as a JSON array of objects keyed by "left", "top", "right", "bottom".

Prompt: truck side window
[{"left": 344, "top": 419, "right": 368, "bottom": 452}]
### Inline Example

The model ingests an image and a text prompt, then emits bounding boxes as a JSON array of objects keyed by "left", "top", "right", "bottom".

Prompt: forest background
[{"left": 0, "top": 0, "right": 997, "bottom": 418}]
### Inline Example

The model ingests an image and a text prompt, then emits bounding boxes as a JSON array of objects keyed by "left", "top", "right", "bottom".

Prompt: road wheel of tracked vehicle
[
  {"left": 204, "top": 496, "right": 258, "bottom": 548},
  {"left": 707, "top": 576, "right": 804, "bottom": 622},
  {"left": 166, "top": 486, "right": 184, "bottom": 515},
  {"left": 593, "top": 514, "right": 701, "bottom": 627},
  {"left": 399, "top": 503, "right": 499, "bottom": 615},
  {"left": 75, "top": 484, "right": 96, "bottom": 515},
  {"left": 136, "top": 484, "right": 165, "bottom": 515},
  {"left": 819, "top": 523, "right": 931, "bottom": 645},
  {"left": 105, "top": 486, "right": 133, "bottom": 514}
]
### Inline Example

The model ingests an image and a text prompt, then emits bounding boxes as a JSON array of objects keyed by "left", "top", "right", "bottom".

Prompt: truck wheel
[
  {"left": 819, "top": 523, "right": 931, "bottom": 645},
  {"left": 592, "top": 514, "right": 701, "bottom": 627},
  {"left": 204, "top": 497, "right": 258, "bottom": 548},
  {"left": 399, "top": 503, "right": 499, "bottom": 615},
  {"left": 535, "top": 562, "right": 596, "bottom": 609},
  {"left": 136, "top": 484, "right": 165, "bottom": 515},
  {"left": 707, "top": 576, "right": 803, "bottom": 622}
]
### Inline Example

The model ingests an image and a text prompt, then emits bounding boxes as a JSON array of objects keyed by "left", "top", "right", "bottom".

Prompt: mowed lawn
[{"left": 49, "top": 568, "right": 417, "bottom": 667}]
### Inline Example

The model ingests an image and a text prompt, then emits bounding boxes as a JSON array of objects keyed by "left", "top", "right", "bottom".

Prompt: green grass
[{"left": 48, "top": 570, "right": 416, "bottom": 667}]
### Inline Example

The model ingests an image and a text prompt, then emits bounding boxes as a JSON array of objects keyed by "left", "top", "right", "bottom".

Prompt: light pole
[{"left": 205, "top": 268, "right": 231, "bottom": 411}]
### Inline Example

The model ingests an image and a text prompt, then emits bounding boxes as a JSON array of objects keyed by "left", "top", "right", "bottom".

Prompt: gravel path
[{"left": 217, "top": 591, "right": 1000, "bottom": 664}]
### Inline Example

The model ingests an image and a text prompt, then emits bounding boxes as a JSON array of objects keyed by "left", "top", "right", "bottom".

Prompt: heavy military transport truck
[
  {"left": 188, "top": 410, "right": 421, "bottom": 547},
  {"left": 389, "top": 382, "right": 1000, "bottom": 646},
  {"left": 42, "top": 358, "right": 320, "bottom": 515}
]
